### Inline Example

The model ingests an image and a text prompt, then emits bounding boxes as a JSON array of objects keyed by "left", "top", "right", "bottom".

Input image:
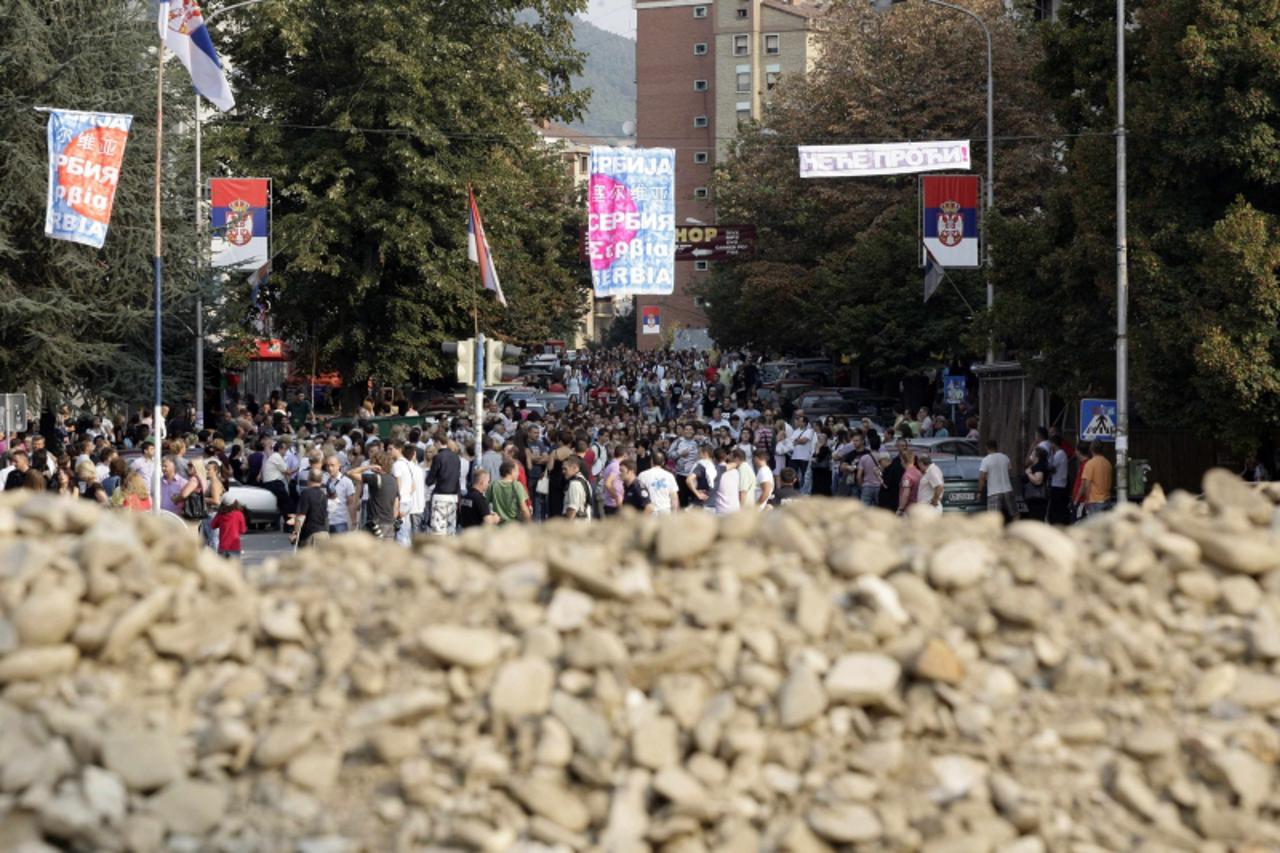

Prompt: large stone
[
  {"left": 545, "top": 588, "right": 594, "bottom": 632},
  {"left": 419, "top": 625, "right": 502, "bottom": 668},
  {"left": 1203, "top": 468, "right": 1274, "bottom": 525},
  {"left": 825, "top": 653, "right": 901, "bottom": 705},
  {"left": 505, "top": 779, "right": 591, "bottom": 832},
  {"left": 807, "top": 803, "right": 882, "bottom": 844},
  {"left": 101, "top": 730, "right": 184, "bottom": 791},
  {"left": 828, "top": 538, "right": 901, "bottom": 578},
  {"left": 912, "top": 639, "right": 965, "bottom": 685},
  {"left": 489, "top": 657, "right": 554, "bottom": 717},
  {"left": 348, "top": 688, "right": 449, "bottom": 729},
  {"left": 929, "top": 539, "right": 994, "bottom": 589},
  {"left": 82, "top": 765, "right": 127, "bottom": 824},
  {"left": 778, "top": 665, "right": 828, "bottom": 728},
  {"left": 550, "top": 691, "right": 614, "bottom": 760},
  {"left": 655, "top": 511, "right": 719, "bottom": 563},
  {"left": 149, "top": 779, "right": 228, "bottom": 835},
  {"left": 13, "top": 587, "right": 79, "bottom": 646},
  {"left": 0, "top": 645, "right": 79, "bottom": 682},
  {"left": 631, "top": 716, "right": 680, "bottom": 769}
]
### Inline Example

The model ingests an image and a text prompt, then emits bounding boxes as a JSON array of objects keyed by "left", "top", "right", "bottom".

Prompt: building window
[
  {"left": 693, "top": 187, "right": 709, "bottom": 199},
  {"left": 694, "top": 79, "right": 709, "bottom": 92},
  {"left": 766, "top": 71, "right": 780, "bottom": 90},
  {"left": 733, "top": 34, "right": 749, "bottom": 56},
  {"left": 736, "top": 72, "right": 751, "bottom": 93},
  {"left": 764, "top": 33, "right": 780, "bottom": 55},
  {"left": 694, "top": 261, "right": 710, "bottom": 272},
  {"left": 736, "top": 7, "right": 748, "bottom": 18},
  {"left": 693, "top": 5, "right": 708, "bottom": 17},
  {"left": 693, "top": 115, "right": 708, "bottom": 128},
  {"left": 693, "top": 151, "right": 709, "bottom": 164},
  {"left": 577, "top": 154, "right": 589, "bottom": 171},
  {"left": 693, "top": 42, "right": 708, "bottom": 55}
]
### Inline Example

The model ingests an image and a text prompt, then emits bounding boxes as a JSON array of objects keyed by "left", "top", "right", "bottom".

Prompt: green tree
[
  {"left": 206, "top": 0, "right": 592, "bottom": 403},
  {"left": 0, "top": 0, "right": 203, "bottom": 409},
  {"left": 997, "top": 0, "right": 1280, "bottom": 441},
  {"left": 705, "top": 0, "right": 1057, "bottom": 384}
]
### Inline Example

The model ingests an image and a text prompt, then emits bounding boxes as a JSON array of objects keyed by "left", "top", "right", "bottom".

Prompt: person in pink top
[
  {"left": 600, "top": 444, "right": 625, "bottom": 516},
  {"left": 897, "top": 443, "right": 922, "bottom": 516}
]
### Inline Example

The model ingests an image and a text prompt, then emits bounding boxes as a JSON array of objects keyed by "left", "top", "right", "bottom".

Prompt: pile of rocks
[{"left": 1, "top": 471, "right": 1279, "bottom": 852}]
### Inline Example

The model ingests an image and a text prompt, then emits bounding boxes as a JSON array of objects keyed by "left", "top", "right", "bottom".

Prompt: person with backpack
[{"left": 562, "top": 455, "right": 595, "bottom": 521}]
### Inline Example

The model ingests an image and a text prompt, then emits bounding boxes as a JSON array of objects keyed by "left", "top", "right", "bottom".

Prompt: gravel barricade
[{"left": 0, "top": 471, "right": 1279, "bottom": 852}]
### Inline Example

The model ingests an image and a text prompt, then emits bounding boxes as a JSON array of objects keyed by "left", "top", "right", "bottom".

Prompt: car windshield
[{"left": 936, "top": 458, "right": 982, "bottom": 481}]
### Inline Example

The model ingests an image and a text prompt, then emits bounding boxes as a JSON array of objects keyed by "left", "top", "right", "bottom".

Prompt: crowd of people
[{"left": 0, "top": 346, "right": 1187, "bottom": 551}]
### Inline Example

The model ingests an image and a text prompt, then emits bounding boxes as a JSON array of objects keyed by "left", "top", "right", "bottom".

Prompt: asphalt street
[{"left": 238, "top": 529, "right": 295, "bottom": 568}]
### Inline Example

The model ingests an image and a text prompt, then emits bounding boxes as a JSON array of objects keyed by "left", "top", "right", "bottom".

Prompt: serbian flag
[
  {"left": 922, "top": 174, "right": 980, "bottom": 268},
  {"left": 467, "top": 186, "right": 507, "bottom": 307},
  {"left": 160, "top": 0, "right": 235, "bottom": 112}
]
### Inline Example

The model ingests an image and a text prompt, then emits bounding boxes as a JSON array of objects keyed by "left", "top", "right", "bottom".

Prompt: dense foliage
[
  {"left": 204, "top": 0, "right": 592, "bottom": 400},
  {"left": 703, "top": 0, "right": 1057, "bottom": 382},
  {"left": 570, "top": 18, "right": 636, "bottom": 140},
  {"left": 994, "top": 0, "right": 1280, "bottom": 441},
  {"left": 0, "top": 0, "right": 203, "bottom": 408}
]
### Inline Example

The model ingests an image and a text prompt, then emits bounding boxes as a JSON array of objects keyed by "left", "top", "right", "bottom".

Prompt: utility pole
[{"left": 1115, "top": 0, "right": 1129, "bottom": 501}]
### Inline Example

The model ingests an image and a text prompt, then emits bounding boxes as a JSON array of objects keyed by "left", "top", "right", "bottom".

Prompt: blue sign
[
  {"left": 587, "top": 146, "right": 676, "bottom": 297},
  {"left": 943, "top": 375, "right": 966, "bottom": 406},
  {"left": 44, "top": 109, "right": 133, "bottom": 249},
  {"left": 1080, "top": 398, "right": 1117, "bottom": 442}
]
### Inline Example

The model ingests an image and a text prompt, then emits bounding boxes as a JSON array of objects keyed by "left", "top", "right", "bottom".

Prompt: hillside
[{"left": 570, "top": 18, "right": 636, "bottom": 140}]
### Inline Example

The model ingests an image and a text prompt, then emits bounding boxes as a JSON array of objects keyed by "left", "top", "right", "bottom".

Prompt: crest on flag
[
  {"left": 920, "top": 175, "right": 980, "bottom": 269},
  {"left": 165, "top": 0, "right": 203, "bottom": 36},
  {"left": 211, "top": 178, "right": 270, "bottom": 270}
]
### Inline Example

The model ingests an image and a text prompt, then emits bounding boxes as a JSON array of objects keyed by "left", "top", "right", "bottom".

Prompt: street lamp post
[
  {"left": 194, "top": 0, "right": 268, "bottom": 430},
  {"left": 873, "top": 0, "right": 995, "bottom": 363},
  {"left": 1115, "top": 0, "right": 1129, "bottom": 501}
]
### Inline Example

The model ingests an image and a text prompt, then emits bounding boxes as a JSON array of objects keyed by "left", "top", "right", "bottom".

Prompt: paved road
[{"left": 239, "top": 529, "right": 294, "bottom": 568}]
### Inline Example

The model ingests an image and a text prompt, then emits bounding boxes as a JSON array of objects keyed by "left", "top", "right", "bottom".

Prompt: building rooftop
[{"left": 761, "top": 0, "right": 829, "bottom": 19}]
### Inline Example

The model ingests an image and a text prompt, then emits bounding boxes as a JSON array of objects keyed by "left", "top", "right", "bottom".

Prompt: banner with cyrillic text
[
  {"left": 44, "top": 109, "right": 133, "bottom": 249},
  {"left": 799, "top": 140, "right": 970, "bottom": 179},
  {"left": 588, "top": 146, "right": 675, "bottom": 297}
]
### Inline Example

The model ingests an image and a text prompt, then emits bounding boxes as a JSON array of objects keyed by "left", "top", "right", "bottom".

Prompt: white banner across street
[{"left": 799, "top": 140, "right": 971, "bottom": 178}]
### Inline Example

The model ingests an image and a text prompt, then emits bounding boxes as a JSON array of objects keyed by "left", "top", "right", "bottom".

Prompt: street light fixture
[
  {"left": 194, "top": 0, "right": 273, "bottom": 429},
  {"left": 871, "top": 0, "right": 995, "bottom": 364}
]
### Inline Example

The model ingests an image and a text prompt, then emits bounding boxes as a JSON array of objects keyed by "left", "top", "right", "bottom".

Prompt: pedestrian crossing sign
[{"left": 1080, "top": 398, "right": 1117, "bottom": 442}]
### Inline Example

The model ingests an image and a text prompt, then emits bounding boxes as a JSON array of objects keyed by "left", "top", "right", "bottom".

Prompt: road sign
[
  {"left": 1080, "top": 398, "right": 1118, "bottom": 442},
  {"left": 674, "top": 225, "right": 756, "bottom": 262},
  {"left": 0, "top": 393, "right": 28, "bottom": 434},
  {"left": 943, "top": 375, "right": 966, "bottom": 406}
]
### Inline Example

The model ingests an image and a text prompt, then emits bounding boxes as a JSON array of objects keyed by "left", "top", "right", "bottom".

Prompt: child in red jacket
[{"left": 210, "top": 496, "right": 247, "bottom": 558}]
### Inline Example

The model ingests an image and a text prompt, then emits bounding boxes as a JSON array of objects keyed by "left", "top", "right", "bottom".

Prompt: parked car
[
  {"left": 758, "top": 378, "right": 817, "bottom": 408},
  {"left": 793, "top": 389, "right": 859, "bottom": 418},
  {"left": 535, "top": 392, "right": 571, "bottom": 413},
  {"left": 495, "top": 386, "right": 540, "bottom": 409},
  {"left": 909, "top": 437, "right": 981, "bottom": 459},
  {"left": 791, "top": 357, "right": 835, "bottom": 384},
  {"left": 759, "top": 360, "right": 798, "bottom": 385}
]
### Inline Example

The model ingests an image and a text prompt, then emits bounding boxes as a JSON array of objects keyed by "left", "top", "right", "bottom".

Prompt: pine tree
[{"left": 0, "top": 0, "right": 206, "bottom": 410}]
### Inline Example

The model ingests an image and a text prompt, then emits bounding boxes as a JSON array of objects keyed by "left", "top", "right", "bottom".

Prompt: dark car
[
  {"left": 935, "top": 457, "right": 1029, "bottom": 515},
  {"left": 793, "top": 389, "right": 858, "bottom": 418}
]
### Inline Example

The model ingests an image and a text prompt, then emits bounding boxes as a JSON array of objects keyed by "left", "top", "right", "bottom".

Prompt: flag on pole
[
  {"left": 924, "top": 247, "right": 945, "bottom": 303},
  {"left": 467, "top": 186, "right": 507, "bottom": 307},
  {"left": 160, "top": 0, "right": 235, "bottom": 111}
]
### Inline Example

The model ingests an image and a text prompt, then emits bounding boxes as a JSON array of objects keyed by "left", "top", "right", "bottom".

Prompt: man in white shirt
[
  {"left": 753, "top": 449, "right": 775, "bottom": 510},
  {"left": 322, "top": 455, "right": 358, "bottom": 533},
  {"left": 130, "top": 437, "right": 157, "bottom": 485},
  {"left": 389, "top": 439, "right": 417, "bottom": 546},
  {"left": 978, "top": 439, "right": 1017, "bottom": 522},
  {"left": 707, "top": 408, "right": 731, "bottom": 435},
  {"left": 712, "top": 452, "right": 741, "bottom": 515},
  {"left": 636, "top": 450, "right": 680, "bottom": 515},
  {"left": 669, "top": 424, "right": 701, "bottom": 507},
  {"left": 787, "top": 415, "right": 815, "bottom": 492},
  {"left": 1048, "top": 428, "right": 1070, "bottom": 526},
  {"left": 915, "top": 452, "right": 945, "bottom": 514},
  {"left": 260, "top": 438, "right": 291, "bottom": 518},
  {"left": 734, "top": 448, "right": 756, "bottom": 508}
]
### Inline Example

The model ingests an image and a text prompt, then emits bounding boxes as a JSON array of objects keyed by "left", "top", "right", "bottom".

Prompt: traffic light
[
  {"left": 442, "top": 338, "right": 475, "bottom": 385},
  {"left": 485, "top": 340, "right": 524, "bottom": 385}
]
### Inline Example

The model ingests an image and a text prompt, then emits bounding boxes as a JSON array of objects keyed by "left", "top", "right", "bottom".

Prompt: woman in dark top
[
  {"left": 811, "top": 429, "right": 833, "bottom": 496},
  {"left": 1023, "top": 446, "right": 1051, "bottom": 522},
  {"left": 546, "top": 430, "right": 574, "bottom": 519},
  {"left": 880, "top": 439, "right": 908, "bottom": 511}
]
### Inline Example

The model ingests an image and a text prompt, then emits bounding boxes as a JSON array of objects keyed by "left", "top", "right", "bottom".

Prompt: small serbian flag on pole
[
  {"left": 467, "top": 186, "right": 507, "bottom": 307},
  {"left": 160, "top": 0, "right": 236, "bottom": 111}
]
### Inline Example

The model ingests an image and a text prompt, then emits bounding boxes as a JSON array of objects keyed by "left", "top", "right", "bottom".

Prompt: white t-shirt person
[
  {"left": 789, "top": 424, "right": 816, "bottom": 462},
  {"left": 713, "top": 465, "right": 741, "bottom": 515},
  {"left": 979, "top": 451, "right": 1013, "bottom": 495},
  {"left": 915, "top": 461, "right": 945, "bottom": 513},
  {"left": 754, "top": 463, "right": 774, "bottom": 510},
  {"left": 637, "top": 466, "right": 679, "bottom": 515},
  {"left": 322, "top": 472, "right": 356, "bottom": 529}
]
